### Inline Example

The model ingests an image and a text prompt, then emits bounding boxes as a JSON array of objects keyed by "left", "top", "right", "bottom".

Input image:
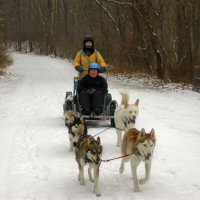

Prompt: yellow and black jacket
[{"left": 74, "top": 50, "right": 107, "bottom": 78}]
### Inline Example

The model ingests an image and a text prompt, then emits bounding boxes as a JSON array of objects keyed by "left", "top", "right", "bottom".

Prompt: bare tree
[{"left": 2, "top": 0, "right": 200, "bottom": 82}]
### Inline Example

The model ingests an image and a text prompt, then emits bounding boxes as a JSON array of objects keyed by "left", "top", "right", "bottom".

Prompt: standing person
[
  {"left": 74, "top": 36, "right": 107, "bottom": 78},
  {"left": 78, "top": 63, "right": 108, "bottom": 116}
]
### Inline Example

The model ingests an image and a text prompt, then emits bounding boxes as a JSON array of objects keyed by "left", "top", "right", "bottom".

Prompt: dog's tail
[{"left": 120, "top": 91, "right": 129, "bottom": 108}]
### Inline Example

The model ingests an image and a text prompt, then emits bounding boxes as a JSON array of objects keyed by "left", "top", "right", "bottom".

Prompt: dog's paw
[
  {"left": 119, "top": 166, "right": 124, "bottom": 174},
  {"left": 96, "top": 192, "right": 101, "bottom": 197},
  {"left": 94, "top": 190, "right": 101, "bottom": 196},
  {"left": 80, "top": 180, "right": 85, "bottom": 185},
  {"left": 77, "top": 174, "right": 80, "bottom": 181},
  {"left": 134, "top": 186, "right": 141, "bottom": 192},
  {"left": 139, "top": 178, "right": 147, "bottom": 185},
  {"left": 89, "top": 178, "right": 94, "bottom": 182}
]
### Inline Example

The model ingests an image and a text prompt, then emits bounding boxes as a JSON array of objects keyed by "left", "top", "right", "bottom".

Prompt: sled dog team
[{"left": 65, "top": 91, "right": 156, "bottom": 196}]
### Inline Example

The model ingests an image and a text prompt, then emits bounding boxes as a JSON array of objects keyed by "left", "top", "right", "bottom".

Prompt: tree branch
[{"left": 95, "top": 0, "right": 120, "bottom": 36}]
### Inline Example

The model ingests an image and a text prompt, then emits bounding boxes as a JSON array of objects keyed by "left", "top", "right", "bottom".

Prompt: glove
[
  {"left": 76, "top": 66, "right": 84, "bottom": 73},
  {"left": 90, "top": 88, "right": 97, "bottom": 95},
  {"left": 86, "top": 88, "right": 96, "bottom": 95},
  {"left": 86, "top": 89, "right": 92, "bottom": 95},
  {"left": 86, "top": 89, "right": 91, "bottom": 95},
  {"left": 99, "top": 67, "right": 106, "bottom": 73}
]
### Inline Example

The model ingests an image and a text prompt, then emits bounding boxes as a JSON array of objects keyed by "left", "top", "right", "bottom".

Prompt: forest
[{"left": 1, "top": 0, "right": 200, "bottom": 82}]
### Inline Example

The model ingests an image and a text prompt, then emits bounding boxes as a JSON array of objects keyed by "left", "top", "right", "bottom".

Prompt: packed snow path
[{"left": 0, "top": 53, "right": 200, "bottom": 200}]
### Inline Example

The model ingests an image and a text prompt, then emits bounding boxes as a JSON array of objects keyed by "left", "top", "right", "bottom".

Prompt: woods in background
[
  {"left": 1, "top": 0, "right": 200, "bottom": 82},
  {"left": 0, "top": 1, "right": 12, "bottom": 75}
]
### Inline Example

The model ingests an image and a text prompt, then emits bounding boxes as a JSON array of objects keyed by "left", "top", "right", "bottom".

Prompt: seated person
[{"left": 77, "top": 62, "right": 108, "bottom": 115}]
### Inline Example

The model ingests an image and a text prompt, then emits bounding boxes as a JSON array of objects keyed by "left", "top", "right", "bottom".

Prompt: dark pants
[{"left": 79, "top": 91, "right": 104, "bottom": 115}]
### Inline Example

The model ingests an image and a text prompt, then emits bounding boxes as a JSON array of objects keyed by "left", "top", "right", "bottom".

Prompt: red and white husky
[
  {"left": 119, "top": 128, "right": 156, "bottom": 192},
  {"left": 114, "top": 91, "right": 139, "bottom": 146}
]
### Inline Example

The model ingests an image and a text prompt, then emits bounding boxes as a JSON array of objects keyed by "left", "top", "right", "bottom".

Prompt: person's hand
[
  {"left": 86, "top": 88, "right": 96, "bottom": 95},
  {"left": 76, "top": 66, "right": 84, "bottom": 73},
  {"left": 90, "top": 88, "right": 96, "bottom": 95},
  {"left": 99, "top": 67, "right": 106, "bottom": 73},
  {"left": 86, "top": 89, "right": 92, "bottom": 95}
]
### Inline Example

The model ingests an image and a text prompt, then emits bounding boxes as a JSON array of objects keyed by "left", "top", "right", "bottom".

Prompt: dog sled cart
[{"left": 63, "top": 77, "right": 118, "bottom": 127}]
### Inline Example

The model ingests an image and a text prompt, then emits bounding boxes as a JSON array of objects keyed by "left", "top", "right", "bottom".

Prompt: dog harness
[
  {"left": 114, "top": 107, "right": 129, "bottom": 131},
  {"left": 115, "top": 120, "right": 128, "bottom": 131}
]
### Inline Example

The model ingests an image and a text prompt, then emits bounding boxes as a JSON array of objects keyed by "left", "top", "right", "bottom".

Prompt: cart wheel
[
  {"left": 65, "top": 92, "right": 72, "bottom": 99},
  {"left": 63, "top": 92, "right": 72, "bottom": 112},
  {"left": 110, "top": 118, "right": 115, "bottom": 128},
  {"left": 66, "top": 101, "right": 72, "bottom": 111}
]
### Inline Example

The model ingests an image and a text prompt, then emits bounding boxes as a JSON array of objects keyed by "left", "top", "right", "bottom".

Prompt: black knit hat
[{"left": 83, "top": 35, "right": 94, "bottom": 53}]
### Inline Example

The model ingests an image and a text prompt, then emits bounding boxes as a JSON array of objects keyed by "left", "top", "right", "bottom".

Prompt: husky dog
[
  {"left": 75, "top": 135, "right": 102, "bottom": 196},
  {"left": 114, "top": 91, "right": 139, "bottom": 147},
  {"left": 68, "top": 114, "right": 87, "bottom": 152},
  {"left": 119, "top": 128, "right": 156, "bottom": 192}
]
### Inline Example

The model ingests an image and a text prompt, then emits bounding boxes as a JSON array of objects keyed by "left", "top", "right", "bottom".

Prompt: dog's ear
[
  {"left": 134, "top": 99, "right": 139, "bottom": 106},
  {"left": 137, "top": 128, "right": 145, "bottom": 141},
  {"left": 141, "top": 128, "right": 146, "bottom": 136},
  {"left": 97, "top": 137, "right": 101, "bottom": 144},
  {"left": 79, "top": 115, "right": 84, "bottom": 122},
  {"left": 78, "top": 113, "right": 85, "bottom": 123},
  {"left": 150, "top": 128, "right": 156, "bottom": 141},
  {"left": 77, "top": 112, "right": 81, "bottom": 118}
]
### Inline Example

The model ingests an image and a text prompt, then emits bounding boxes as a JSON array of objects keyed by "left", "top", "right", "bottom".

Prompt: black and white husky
[
  {"left": 66, "top": 111, "right": 87, "bottom": 152},
  {"left": 75, "top": 135, "right": 102, "bottom": 196}
]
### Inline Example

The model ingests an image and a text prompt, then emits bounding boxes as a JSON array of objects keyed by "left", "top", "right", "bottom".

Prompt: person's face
[
  {"left": 89, "top": 69, "right": 98, "bottom": 78},
  {"left": 85, "top": 41, "right": 93, "bottom": 47}
]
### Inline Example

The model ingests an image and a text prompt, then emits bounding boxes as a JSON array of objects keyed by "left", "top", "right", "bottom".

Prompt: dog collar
[{"left": 83, "top": 155, "right": 92, "bottom": 163}]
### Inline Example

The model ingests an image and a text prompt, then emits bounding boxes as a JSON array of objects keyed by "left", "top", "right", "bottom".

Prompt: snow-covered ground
[{"left": 0, "top": 53, "right": 200, "bottom": 200}]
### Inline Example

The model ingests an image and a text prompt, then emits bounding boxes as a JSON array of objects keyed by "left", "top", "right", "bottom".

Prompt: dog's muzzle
[
  {"left": 144, "top": 152, "right": 151, "bottom": 160},
  {"left": 128, "top": 116, "right": 136, "bottom": 124},
  {"left": 91, "top": 157, "right": 101, "bottom": 165}
]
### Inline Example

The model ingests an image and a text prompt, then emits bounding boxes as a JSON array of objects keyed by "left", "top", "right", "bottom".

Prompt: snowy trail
[{"left": 0, "top": 53, "right": 200, "bottom": 200}]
